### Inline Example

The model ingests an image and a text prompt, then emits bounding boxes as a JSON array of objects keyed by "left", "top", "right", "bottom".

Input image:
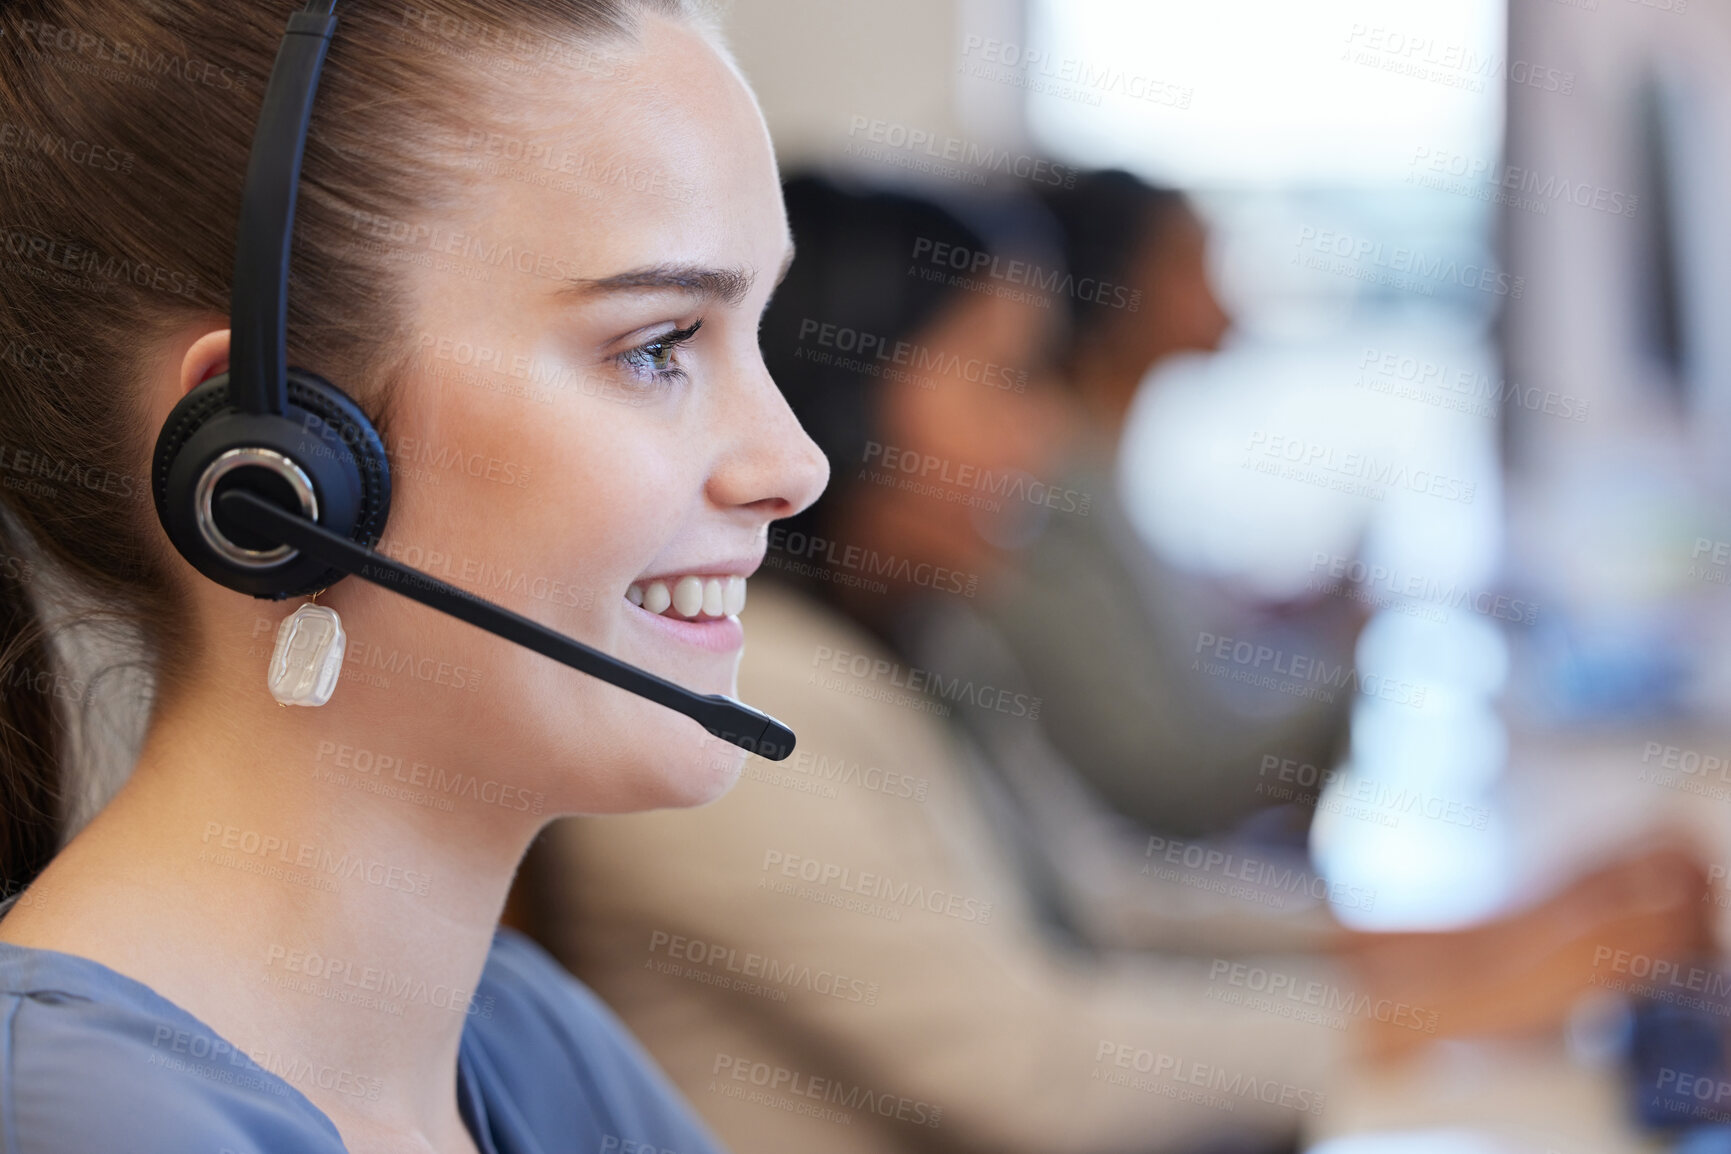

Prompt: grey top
[
  {"left": 974, "top": 429, "right": 1357, "bottom": 840},
  {"left": 0, "top": 923, "right": 728, "bottom": 1154}
]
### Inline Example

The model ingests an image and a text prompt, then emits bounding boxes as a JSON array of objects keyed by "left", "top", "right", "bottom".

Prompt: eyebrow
[{"left": 558, "top": 241, "right": 798, "bottom": 307}]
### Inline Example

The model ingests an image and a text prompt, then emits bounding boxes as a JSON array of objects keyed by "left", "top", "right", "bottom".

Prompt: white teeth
[
  {"left": 628, "top": 574, "right": 749, "bottom": 621},
  {"left": 672, "top": 575, "right": 704, "bottom": 617}
]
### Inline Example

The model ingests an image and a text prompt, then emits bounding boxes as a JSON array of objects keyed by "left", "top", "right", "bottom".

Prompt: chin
[{"left": 661, "top": 743, "right": 748, "bottom": 809}]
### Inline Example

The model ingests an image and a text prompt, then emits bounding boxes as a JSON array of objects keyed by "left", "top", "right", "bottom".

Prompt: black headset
[{"left": 149, "top": 0, "right": 795, "bottom": 760}]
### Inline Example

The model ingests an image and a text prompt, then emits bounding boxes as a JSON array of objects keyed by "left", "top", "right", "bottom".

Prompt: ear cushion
[
  {"left": 151, "top": 368, "right": 393, "bottom": 599},
  {"left": 282, "top": 368, "right": 392, "bottom": 548}
]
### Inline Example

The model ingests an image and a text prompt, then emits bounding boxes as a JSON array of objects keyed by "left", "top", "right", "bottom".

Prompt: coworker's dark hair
[
  {"left": 761, "top": 174, "right": 987, "bottom": 540},
  {"left": 0, "top": 0, "right": 712, "bottom": 899},
  {"left": 759, "top": 173, "right": 1060, "bottom": 629},
  {"left": 1035, "top": 168, "right": 1187, "bottom": 375}
]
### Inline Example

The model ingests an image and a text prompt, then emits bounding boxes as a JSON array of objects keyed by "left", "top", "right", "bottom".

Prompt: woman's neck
[{"left": 0, "top": 667, "right": 528, "bottom": 1151}]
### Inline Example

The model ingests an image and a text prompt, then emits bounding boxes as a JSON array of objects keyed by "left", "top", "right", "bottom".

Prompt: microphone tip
[
  {"left": 753, "top": 718, "right": 796, "bottom": 762},
  {"left": 702, "top": 704, "right": 796, "bottom": 762}
]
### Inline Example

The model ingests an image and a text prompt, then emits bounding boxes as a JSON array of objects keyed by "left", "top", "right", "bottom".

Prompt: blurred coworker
[
  {"left": 982, "top": 169, "right": 1362, "bottom": 844},
  {"left": 520, "top": 175, "right": 1711, "bottom": 1154}
]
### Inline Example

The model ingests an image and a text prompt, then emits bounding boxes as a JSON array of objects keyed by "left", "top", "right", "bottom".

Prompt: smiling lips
[{"left": 627, "top": 575, "right": 747, "bottom": 621}]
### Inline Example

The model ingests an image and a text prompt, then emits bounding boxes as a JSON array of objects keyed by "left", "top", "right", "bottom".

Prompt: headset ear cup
[
  {"left": 286, "top": 367, "right": 393, "bottom": 550},
  {"left": 151, "top": 369, "right": 392, "bottom": 599}
]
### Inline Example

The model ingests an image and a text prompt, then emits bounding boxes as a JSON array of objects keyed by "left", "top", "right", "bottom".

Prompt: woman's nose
[{"left": 712, "top": 365, "right": 832, "bottom": 520}]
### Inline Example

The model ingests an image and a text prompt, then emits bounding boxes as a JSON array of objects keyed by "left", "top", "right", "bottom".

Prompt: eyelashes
[{"left": 615, "top": 318, "right": 704, "bottom": 386}]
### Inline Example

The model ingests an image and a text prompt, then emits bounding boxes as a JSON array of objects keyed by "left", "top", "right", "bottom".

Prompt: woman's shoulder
[
  {"left": 736, "top": 576, "right": 885, "bottom": 659},
  {"left": 0, "top": 931, "right": 727, "bottom": 1153},
  {"left": 736, "top": 578, "right": 929, "bottom": 725},
  {"left": 736, "top": 577, "right": 983, "bottom": 765},
  {"left": 464, "top": 926, "right": 728, "bottom": 1153},
  {"left": 0, "top": 940, "right": 345, "bottom": 1153}
]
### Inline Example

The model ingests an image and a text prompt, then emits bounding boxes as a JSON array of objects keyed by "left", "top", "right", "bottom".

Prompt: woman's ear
[{"left": 180, "top": 329, "right": 231, "bottom": 396}]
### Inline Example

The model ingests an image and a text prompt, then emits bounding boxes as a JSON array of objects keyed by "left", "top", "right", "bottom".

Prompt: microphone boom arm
[{"left": 218, "top": 488, "right": 795, "bottom": 760}]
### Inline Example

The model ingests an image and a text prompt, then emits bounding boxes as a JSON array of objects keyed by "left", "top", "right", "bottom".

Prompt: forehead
[{"left": 451, "top": 14, "right": 787, "bottom": 281}]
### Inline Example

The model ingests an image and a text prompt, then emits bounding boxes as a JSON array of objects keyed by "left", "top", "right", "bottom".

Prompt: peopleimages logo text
[{"left": 846, "top": 115, "right": 1077, "bottom": 187}]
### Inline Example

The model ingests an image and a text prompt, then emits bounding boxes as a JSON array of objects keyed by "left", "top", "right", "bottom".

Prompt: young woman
[{"left": 0, "top": 2, "right": 826, "bottom": 1152}]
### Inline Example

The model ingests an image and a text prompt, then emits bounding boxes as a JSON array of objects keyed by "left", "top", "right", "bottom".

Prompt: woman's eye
[{"left": 616, "top": 318, "right": 703, "bottom": 385}]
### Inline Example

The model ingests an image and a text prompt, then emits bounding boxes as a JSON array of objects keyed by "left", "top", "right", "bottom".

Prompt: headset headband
[{"left": 230, "top": 0, "right": 339, "bottom": 417}]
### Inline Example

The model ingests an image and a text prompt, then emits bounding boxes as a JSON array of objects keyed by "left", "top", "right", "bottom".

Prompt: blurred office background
[{"left": 710, "top": 0, "right": 1731, "bottom": 1147}]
